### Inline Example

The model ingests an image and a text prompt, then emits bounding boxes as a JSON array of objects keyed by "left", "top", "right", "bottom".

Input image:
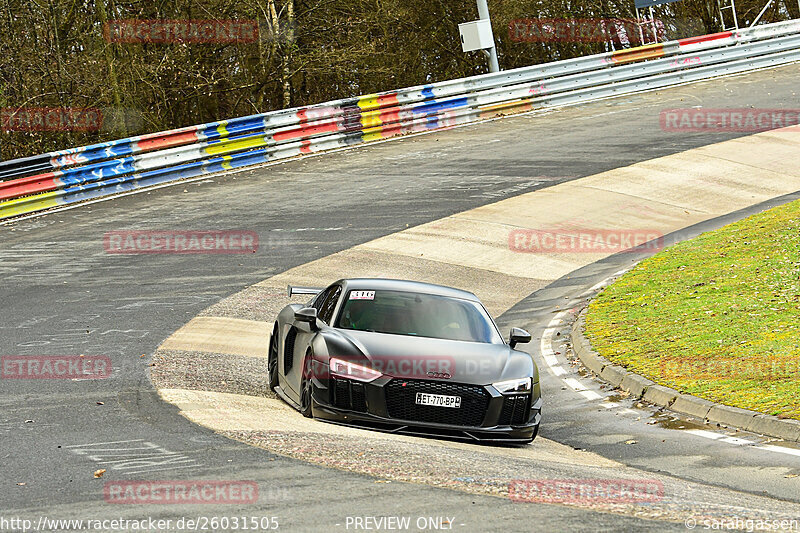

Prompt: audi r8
[{"left": 268, "top": 278, "right": 541, "bottom": 443}]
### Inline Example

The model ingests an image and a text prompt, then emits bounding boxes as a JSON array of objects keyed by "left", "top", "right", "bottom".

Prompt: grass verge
[{"left": 585, "top": 199, "right": 800, "bottom": 420}]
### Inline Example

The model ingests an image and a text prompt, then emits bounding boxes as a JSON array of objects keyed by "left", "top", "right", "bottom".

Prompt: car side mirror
[
  {"left": 295, "top": 307, "right": 319, "bottom": 331},
  {"left": 509, "top": 327, "right": 531, "bottom": 349}
]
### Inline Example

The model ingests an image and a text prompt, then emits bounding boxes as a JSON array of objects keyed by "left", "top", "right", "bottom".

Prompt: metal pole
[
  {"left": 749, "top": 0, "right": 773, "bottom": 27},
  {"left": 649, "top": 6, "right": 658, "bottom": 41},
  {"left": 476, "top": 0, "right": 500, "bottom": 72},
  {"left": 636, "top": 8, "right": 645, "bottom": 47}
]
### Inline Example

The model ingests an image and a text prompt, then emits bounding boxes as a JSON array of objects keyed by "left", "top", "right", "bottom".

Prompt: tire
[
  {"left": 268, "top": 324, "right": 279, "bottom": 392},
  {"left": 299, "top": 352, "right": 314, "bottom": 418}
]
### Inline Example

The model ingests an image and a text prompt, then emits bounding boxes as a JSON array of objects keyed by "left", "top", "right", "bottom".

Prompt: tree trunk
[
  {"left": 784, "top": 0, "right": 800, "bottom": 19},
  {"left": 282, "top": 0, "right": 295, "bottom": 109},
  {"left": 94, "top": 0, "right": 127, "bottom": 137}
]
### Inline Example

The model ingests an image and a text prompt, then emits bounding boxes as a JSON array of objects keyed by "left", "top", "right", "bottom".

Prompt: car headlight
[
  {"left": 329, "top": 357, "right": 382, "bottom": 383},
  {"left": 492, "top": 377, "right": 532, "bottom": 394}
]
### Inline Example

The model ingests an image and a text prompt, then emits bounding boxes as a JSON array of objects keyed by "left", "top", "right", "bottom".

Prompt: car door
[{"left": 282, "top": 284, "right": 341, "bottom": 402}]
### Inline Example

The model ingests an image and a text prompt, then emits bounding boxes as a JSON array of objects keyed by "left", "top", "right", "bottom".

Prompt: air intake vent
[
  {"left": 283, "top": 326, "right": 297, "bottom": 374},
  {"left": 331, "top": 377, "right": 368, "bottom": 412},
  {"left": 499, "top": 394, "right": 530, "bottom": 425}
]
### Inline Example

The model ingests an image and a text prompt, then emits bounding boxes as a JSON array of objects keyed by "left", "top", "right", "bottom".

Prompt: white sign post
[{"left": 458, "top": 0, "right": 500, "bottom": 72}]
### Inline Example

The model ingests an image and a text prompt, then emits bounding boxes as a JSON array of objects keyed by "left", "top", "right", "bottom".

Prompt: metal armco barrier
[{"left": 1, "top": 19, "right": 798, "bottom": 221}]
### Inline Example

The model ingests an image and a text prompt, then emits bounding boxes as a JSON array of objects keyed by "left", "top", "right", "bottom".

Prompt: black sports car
[{"left": 268, "top": 278, "right": 541, "bottom": 443}]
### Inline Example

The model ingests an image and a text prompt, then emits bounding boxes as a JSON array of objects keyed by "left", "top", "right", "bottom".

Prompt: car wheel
[
  {"left": 299, "top": 352, "right": 314, "bottom": 418},
  {"left": 268, "top": 324, "right": 279, "bottom": 392}
]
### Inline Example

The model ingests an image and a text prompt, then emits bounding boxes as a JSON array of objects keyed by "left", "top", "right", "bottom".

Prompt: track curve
[{"left": 151, "top": 107, "right": 800, "bottom": 521}]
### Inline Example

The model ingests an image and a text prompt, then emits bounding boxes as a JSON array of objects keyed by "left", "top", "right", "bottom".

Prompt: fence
[{"left": 1, "top": 19, "right": 798, "bottom": 221}]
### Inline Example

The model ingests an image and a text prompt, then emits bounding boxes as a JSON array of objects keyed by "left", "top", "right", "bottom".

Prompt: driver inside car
[{"left": 341, "top": 299, "right": 375, "bottom": 331}]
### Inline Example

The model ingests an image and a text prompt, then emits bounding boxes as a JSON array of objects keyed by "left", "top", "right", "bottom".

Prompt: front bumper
[{"left": 309, "top": 373, "right": 542, "bottom": 443}]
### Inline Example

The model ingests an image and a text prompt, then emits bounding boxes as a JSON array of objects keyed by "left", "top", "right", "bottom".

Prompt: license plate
[{"left": 415, "top": 392, "right": 461, "bottom": 408}]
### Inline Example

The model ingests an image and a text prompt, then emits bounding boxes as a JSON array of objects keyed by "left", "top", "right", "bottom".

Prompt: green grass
[{"left": 585, "top": 199, "right": 800, "bottom": 420}]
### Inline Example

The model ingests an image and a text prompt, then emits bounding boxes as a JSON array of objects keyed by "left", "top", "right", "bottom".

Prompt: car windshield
[{"left": 336, "top": 289, "right": 503, "bottom": 343}]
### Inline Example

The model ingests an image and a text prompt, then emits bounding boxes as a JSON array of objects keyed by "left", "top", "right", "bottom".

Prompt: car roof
[{"left": 337, "top": 278, "right": 480, "bottom": 302}]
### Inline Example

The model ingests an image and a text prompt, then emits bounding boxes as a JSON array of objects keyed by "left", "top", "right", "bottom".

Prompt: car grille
[
  {"left": 498, "top": 394, "right": 530, "bottom": 425},
  {"left": 331, "top": 377, "right": 368, "bottom": 412},
  {"left": 384, "top": 379, "right": 489, "bottom": 427}
]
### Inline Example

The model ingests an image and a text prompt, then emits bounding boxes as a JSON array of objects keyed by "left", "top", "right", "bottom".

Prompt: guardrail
[{"left": 1, "top": 19, "right": 799, "bottom": 221}]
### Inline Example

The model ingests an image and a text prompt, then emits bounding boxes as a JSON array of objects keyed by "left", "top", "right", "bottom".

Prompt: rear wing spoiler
[{"left": 287, "top": 285, "right": 323, "bottom": 297}]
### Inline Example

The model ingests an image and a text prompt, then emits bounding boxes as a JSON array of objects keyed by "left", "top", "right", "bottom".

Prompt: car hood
[{"left": 327, "top": 329, "right": 534, "bottom": 386}]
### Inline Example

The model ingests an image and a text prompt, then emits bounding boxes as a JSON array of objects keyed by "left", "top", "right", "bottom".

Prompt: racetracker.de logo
[
  {"left": 1, "top": 355, "right": 111, "bottom": 380},
  {"left": 1, "top": 107, "right": 103, "bottom": 132},
  {"left": 104, "top": 230, "right": 258, "bottom": 254},
  {"left": 509, "top": 229, "right": 664, "bottom": 253},
  {"left": 104, "top": 481, "right": 258, "bottom": 504},
  {"left": 658, "top": 358, "right": 800, "bottom": 381},
  {"left": 509, "top": 479, "right": 664, "bottom": 504},
  {"left": 660, "top": 108, "right": 800, "bottom": 132},
  {"left": 104, "top": 20, "right": 259, "bottom": 44},
  {"left": 323, "top": 355, "right": 457, "bottom": 381},
  {"left": 508, "top": 18, "right": 661, "bottom": 43}
]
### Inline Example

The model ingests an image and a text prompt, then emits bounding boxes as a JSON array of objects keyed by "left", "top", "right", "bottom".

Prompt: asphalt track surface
[{"left": 1, "top": 63, "right": 799, "bottom": 531}]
